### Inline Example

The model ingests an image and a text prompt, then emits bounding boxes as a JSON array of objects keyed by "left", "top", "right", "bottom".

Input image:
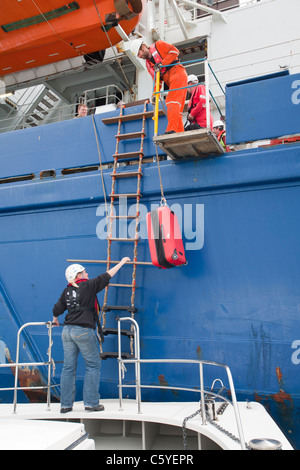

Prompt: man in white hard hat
[
  {"left": 186, "top": 74, "right": 213, "bottom": 129},
  {"left": 212, "top": 119, "right": 230, "bottom": 151},
  {"left": 129, "top": 38, "right": 188, "bottom": 134},
  {"left": 52, "top": 257, "right": 130, "bottom": 413}
]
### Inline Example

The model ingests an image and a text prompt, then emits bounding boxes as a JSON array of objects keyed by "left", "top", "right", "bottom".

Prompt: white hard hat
[
  {"left": 213, "top": 120, "right": 224, "bottom": 128},
  {"left": 65, "top": 264, "right": 85, "bottom": 283},
  {"left": 128, "top": 38, "right": 143, "bottom": 57},
  {"left": 187, "top": 74, "right": 199, "bottom": 84}
]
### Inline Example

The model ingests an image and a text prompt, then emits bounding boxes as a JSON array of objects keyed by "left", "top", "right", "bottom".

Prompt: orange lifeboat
[{"left": 0, "top": 0, "right": 145, "bottom": 75}]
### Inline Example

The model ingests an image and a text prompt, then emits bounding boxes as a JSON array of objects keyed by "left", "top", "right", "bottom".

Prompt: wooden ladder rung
[
  {"left": 109, "top": 283, "right": 137, "bottom": 288},
  {"left": 108, "top": 215, "right": 139, "bottom": 220},
  {"left": 110, "top": 171, "right": 143, "bottom": 178},
  {"left": 107, "top": 237, "right": 140, "bottom": 242},
  {"left": 113, "top": 151, "right": 144, "bottom": 160},
  {"left": 109, "top": 193, "right": 142, "bottom": 198},
  {"left": 102, "top": 109, "right": 164, "bottom": 125},
  {"left": 116, "top": 131, "right": 146, "bottom": 140}
]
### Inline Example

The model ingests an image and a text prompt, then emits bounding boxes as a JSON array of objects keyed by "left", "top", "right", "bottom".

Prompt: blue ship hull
[{"left": 0, "top": 104, "right": 299, "bottom": 448}]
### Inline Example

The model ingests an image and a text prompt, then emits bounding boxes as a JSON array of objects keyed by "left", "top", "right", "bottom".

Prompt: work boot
[
  {"left": 60, "top": 407, "right": 72, "bottom": 413},
  {"left": 85, "top": 404, "right": 105, "bottom": 412}
]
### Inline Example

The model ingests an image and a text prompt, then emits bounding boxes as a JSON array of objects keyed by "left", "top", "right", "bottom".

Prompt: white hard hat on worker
[
  {"left": 65, "top": 264, "right": 86, "bottom": 284},
  {"left": 213, "top": 120, "right": 224, "bottom": 128},
  {"left": 187, "top": 74, "right": 199, "bottom": 84},
  {"left": 128, "top": 39, "right": 143, "bottom": 57}
]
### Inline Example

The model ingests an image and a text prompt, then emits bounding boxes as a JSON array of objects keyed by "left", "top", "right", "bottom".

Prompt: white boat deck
[
  {"left": 0, "top": 417, "right": 95, "bottom": 450},
  {"left": 0, "top": 399, "right": 293, "bottom": 450}
]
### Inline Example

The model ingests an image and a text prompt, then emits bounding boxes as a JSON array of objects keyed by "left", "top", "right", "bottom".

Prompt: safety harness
[
  {"left": 66, "top": 279, "right": 104, "bottom": 342},
  {"left": 146, "top": 43, "right": 179, "bottom": 78}
]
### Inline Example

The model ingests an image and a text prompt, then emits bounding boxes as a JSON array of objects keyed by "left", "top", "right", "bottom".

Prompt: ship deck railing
[
  {"left": 0, "top": 319, "right": 246, "bottom": 449},
  {"left": 0, "top": 322, "right": 58, "bottom": 414},
  {"left": 0, "top": 58, "right": 225, "bottom": 138},
  {"left": 0, "top": 84, "right": 124, "bottom": 134},
  {"left": 117, "top": 317, "right": 246, "bottom": 450}
]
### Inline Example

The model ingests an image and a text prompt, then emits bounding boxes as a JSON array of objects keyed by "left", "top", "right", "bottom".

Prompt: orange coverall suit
[{"left": 146, "top": 41, "right": 188, "bottom": 133}]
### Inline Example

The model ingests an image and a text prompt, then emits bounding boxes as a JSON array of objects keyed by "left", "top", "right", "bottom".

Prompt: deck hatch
[{"left": 1, "top": 2, "right": 80, "bottom": 33}]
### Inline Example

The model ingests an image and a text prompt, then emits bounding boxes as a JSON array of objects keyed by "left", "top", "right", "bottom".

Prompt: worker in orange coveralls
[{"left": 129, "top": 39, "right": 188, "bottom": 134}]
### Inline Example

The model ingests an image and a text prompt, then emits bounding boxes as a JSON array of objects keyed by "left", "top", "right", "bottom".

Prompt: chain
[
  {"left": 217, "top": 401, "right": 228, "bottom": 415},
  {"left": 182, "top": 408, "right": 202, "bottom": 450},
  {"left": 206, "top": 413, "right": 250, "bottom": 450},
  {"left": 182, "top": 403, "right": 250, "bottom": 450}
]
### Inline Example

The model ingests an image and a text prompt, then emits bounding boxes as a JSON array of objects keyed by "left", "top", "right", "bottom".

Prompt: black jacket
[{"left": 53, "top": 273, "right": 111, "bottom": 329}]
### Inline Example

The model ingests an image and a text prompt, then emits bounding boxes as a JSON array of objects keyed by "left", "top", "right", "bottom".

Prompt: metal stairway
[{"left": 23, "top": 89, "right": 60, "bottom": 128}]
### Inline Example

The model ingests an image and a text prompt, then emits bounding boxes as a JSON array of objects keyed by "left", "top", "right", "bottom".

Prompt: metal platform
[{"left": 153, "top": 129, "right": 225, "bottom": 160}]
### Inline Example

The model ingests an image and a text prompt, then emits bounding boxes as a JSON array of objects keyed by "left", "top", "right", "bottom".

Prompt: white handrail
[
  {"left": 0, "top": 85, "right": 124, "bottom": 134},
  {"left": 13, "top": 322, "right": 55, "bottom": 414},
  {"left": 0, "top": 322, "right": 58, "bottom": 414},
  {"left": 117, "top": 316, "right": 246, "bottom": 450}
]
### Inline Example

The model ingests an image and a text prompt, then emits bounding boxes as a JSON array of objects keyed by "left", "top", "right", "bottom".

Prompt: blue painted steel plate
[{"left": 226, "top": 70, "right": 300, "bottom": 144}]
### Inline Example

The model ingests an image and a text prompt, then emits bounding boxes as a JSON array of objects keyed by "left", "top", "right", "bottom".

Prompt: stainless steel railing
[
  {"left": 117, "top": 317, "right": 246, "bottom": 450},
  {"left": 0, "top": 322, "right": 59, "bottom": 414},
  {"left": 0, "top": 318, "right": 246, "bottom": 449}
]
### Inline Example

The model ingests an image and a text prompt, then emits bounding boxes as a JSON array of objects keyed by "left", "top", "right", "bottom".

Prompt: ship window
[
  {"left": 61, "top": 165, "right": 100, "bottom": 175},
  {"left": 0, "top": 173, "right": 35, "bottom": 185},
  {"left": 40, "top": 170, "right": 56, "bottom": 179},
  {"left": 1, "top": 2, "right": 80, "bottom": 33}
]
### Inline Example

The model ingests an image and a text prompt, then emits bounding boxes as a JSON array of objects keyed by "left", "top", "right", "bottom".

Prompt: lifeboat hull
[{"left": 0, "top": 0, "right": 145, "bottom": 75}]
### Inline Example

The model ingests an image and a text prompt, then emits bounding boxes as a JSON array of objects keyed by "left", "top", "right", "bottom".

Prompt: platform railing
[
  {"left": 117, "top": 317, "right": 246, "bottom": 450},
  {"left": 0, "top": 322, "right": 58, "bottom": 414},
  {"left": 152, "top": 58, "right": 225, "bottom": 135},
  {"left": 0, "top": 85, "right": 124, "bottom": 134}
]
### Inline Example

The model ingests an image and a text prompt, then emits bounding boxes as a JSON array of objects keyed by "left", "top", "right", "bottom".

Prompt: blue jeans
[{"left": 60, "top": 325, "right": 101, "bottom": 408}]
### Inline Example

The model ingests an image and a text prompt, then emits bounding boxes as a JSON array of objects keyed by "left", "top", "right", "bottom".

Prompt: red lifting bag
[{"left": 146, "top": 206, "right": 187, "bottom": 269}]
